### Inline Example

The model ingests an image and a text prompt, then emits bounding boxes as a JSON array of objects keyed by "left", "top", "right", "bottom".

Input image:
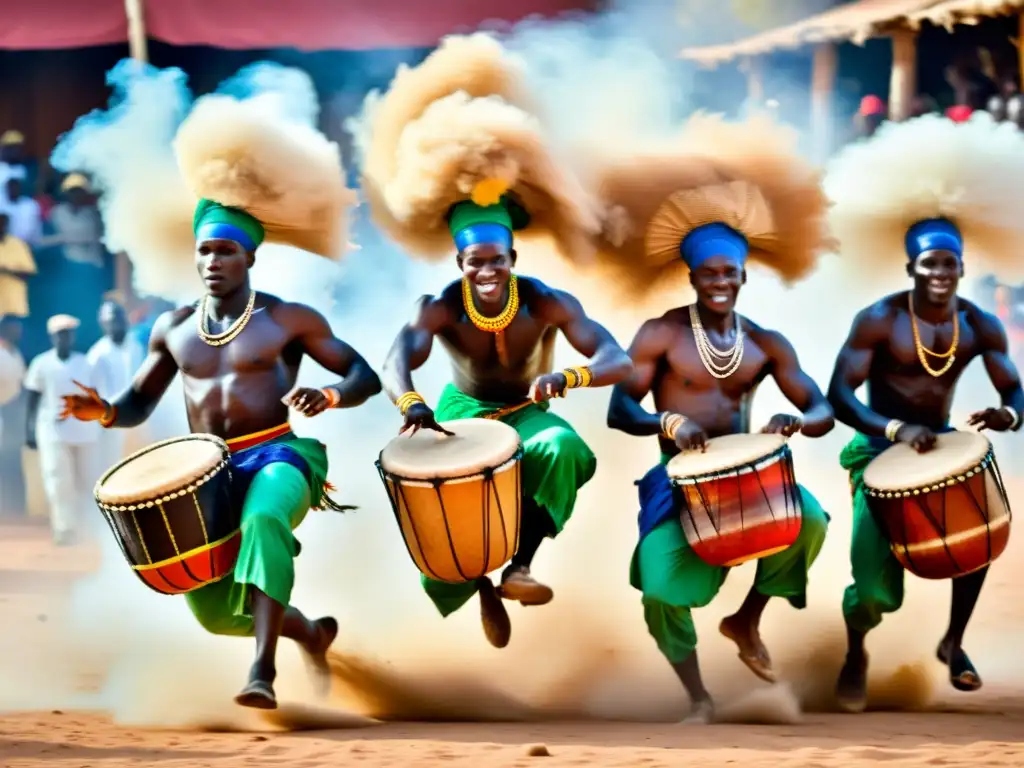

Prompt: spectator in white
[
  {"left": 0, "top": 213, "right": 37, "bottom": 318},
  {"left": 0, "top": 131, "right": 28, "bottom": 205},
  {"left": 24, "top": 314, "right": 100, "bottom": 545},
  {"left": 41, "top": 173, "right": 104, "bottom": 268},
  {"left": 2, "top": 178, "right": 42, "bottom": 245},
  {"left": 87, "top": 299, "right": 143, "bottom": 467}
]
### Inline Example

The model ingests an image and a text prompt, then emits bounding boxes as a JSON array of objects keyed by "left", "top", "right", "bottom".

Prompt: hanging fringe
[{"left": 314, "top": 481, "right": 358, "bottom": 513}]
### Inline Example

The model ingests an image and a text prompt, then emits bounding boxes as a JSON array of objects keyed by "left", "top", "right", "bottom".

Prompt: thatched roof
[{"left": 681, "top": 0, "right": 1024, "bottom": 66}]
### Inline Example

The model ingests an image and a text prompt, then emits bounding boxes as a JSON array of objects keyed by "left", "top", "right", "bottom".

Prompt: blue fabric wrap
[
  {"left": 680, "top": 222, "right": 748, "bottom": 269},
  {"left": 227, "top": 439, "right": 312, "bottom": 516},
  {"left": 905, "top": 218, "right": 963, "bottom": 261},
  {"left": 453, "top": 222, "right": 513, "bottom": 252},
  {"left": 196, "top": 221, "right": 258, "bottom": 252},
  {"left": 635, "top": 463, "right": 678, "bottom": 541}
]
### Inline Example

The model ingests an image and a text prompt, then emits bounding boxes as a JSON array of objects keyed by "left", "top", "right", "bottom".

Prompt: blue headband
[
  {"left": 904, "top": 218, "right": 963, "bottom": 262},
  {"left": 195, "top": 221, "right": 258, "bottom": 252},
  {"left": 680, "top": 222, "right": 749, "bottom": 269},
  {"left": 453, "top": 222, "right": 513, "bottom": 252}
]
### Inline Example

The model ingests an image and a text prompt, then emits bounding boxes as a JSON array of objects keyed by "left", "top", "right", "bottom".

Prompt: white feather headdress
[{"left": 825, "top": 112, "right": 1024, "bottom": 281}]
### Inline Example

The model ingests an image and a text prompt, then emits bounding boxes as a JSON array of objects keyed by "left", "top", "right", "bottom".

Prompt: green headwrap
[
  {"left": 446, "top": 195, "right": 530, "bottom": 251},
  {"left": 193, "top": 199, "right": 266, "bottom": 251}
]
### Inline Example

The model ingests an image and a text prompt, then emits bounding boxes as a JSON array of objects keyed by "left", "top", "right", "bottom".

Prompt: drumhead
[
  {"left": 863, "top": 430, "right": 991, "bottom": 491},
  {"left": 96, "top": 433, "right": 228, "bottom": 505},
  {"left": 379, "top": 418, "right": 521, "bottom": 480},
  {"left": 667, "top": 433, "right": 787, "bottom": 479}
]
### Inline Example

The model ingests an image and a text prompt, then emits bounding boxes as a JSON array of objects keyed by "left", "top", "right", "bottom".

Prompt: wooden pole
[
  {"left": 810, "top": 42, "right": 837, "bottom": 163},
  {"left": 889, "top": 29, "right": 918, "bottom": 122},
  {"left": 119, "top": 0, "right": 148, "bottom": 308},
  {"left": 124, "top": 0, "right": 149, "bottom": 63}
]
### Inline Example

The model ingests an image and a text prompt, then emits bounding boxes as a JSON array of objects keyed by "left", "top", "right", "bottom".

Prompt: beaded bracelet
[
  {"left": 660, "top": 411, "right": 687, "bottom": 441},
  {"left": 884, "top": 419, "right": 905, "bottom": 442},
  {"left": 562, "top": 365, "right": 594, "bottom": 389},
  {"left": 1003, "top": 406, "right": 1021, "bottom": 430},
  {"left": 99, "top": 403, "right": 117, "bottom": 429}
]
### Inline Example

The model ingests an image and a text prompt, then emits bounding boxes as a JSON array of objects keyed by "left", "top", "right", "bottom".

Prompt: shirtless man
[
  {"left": 605, "top": 182, "right": 834, "bottom": 723},
  {"left": 827, "top": 217, "right": 1024, "bottom": 712},
  {"left": 59, "top": 199, "right": 381, "bottom": 709},
  {"left": 382, "top": 196, "right": 632, "bottom": 648}
]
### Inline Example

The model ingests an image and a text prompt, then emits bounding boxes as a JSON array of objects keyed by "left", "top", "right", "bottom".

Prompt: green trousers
[
  {"left": 839, "top": 433, "right": 905, "bottom": 632},
  {"left": 422, "top": 383, "right": 597, "bottom": 617},
  {"left": 184, "top": 463, "right": 311, "bottom": 636},
  {"left": 631, "top": 484, "right": 830, "bottom": 664}
]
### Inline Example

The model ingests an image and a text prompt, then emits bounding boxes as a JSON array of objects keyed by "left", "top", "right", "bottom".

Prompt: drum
[
  {"left": 94, "top": 434, "right": 236, "bottom": 595},
  {"left": 376, "top": 418, "right": 523, "bottom": 583},
  {"left": 863, "top": 430, "right": 1011, "bottom": 580},
  {"left": 667, "top": 433, "right": 803, "bottom": 567}
]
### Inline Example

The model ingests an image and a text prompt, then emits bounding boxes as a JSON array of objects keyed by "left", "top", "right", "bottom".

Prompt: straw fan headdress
[{"left": 593, "top": 112, "right": 834, "bottom": 299}]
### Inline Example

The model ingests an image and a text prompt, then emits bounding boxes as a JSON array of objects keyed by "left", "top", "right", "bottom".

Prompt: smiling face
[
  {"left": 908, "top": 249, "right": 962, "bottom": 306},
  {"left": 689, "top": 255, "right": 746, "bottom": 316},
  {"left": 195, "top": 238, "right": 253, "bottom": 298},
  {"left": 457, "top": 242, "right": 516, "bottom": 308}
]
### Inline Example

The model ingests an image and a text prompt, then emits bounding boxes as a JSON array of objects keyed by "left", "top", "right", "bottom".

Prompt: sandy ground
[{"left": 1, "top": 519, "right": 1023, "bottom": 768}]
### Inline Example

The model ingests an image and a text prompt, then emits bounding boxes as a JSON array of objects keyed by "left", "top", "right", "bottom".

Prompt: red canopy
[{"left": 1, "top": 0, "right": 594, "bottom": 51}]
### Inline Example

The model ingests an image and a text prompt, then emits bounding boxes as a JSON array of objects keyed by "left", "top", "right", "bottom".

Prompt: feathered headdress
[
  {"left": 593, "top": 111, "right": 833, "bottom": 299},
  {"left": 50, "top": 60, "right": 356, "bottom": 301},
  {"left": 825, "top": 112, "right": 1024, "bottom": 281},
  {"left": 353, "top": 33, "right": 601, "bottom": 262}
]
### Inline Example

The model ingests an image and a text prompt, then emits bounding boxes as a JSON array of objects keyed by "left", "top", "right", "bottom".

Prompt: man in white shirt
[
  {"left": 0, "top": 131, "right": 28, "bottom": 206},
  {"left": 1, "top": 178, "right": 42, "bottom": 245},
  {"left": 24, "top": 314, "right": 101, "bottom": 545},
  {"left": 87, "top": 300, "right": 144, "bottom": 469},
  {"left": 43, "top": 174, "right": 105, "bottom": 268}
]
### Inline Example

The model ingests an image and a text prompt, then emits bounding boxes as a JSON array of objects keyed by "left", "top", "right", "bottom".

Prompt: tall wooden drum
[
  {"left": 668, "top": 433, "right": 804, "bottom": 567},
  {"left": 863, "top": 430, "right": 1011, "bottom": 580},
  {"left": 94, "top": 434, "right": 236, "bottom": 595},
  {"left": 376, "top": 418, "right": 523, "bottom": 583}
]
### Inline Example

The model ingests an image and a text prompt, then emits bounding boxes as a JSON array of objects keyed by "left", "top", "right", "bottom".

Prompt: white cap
[{"left": 47, "top": 314, "right": 80, "bottom": 334}]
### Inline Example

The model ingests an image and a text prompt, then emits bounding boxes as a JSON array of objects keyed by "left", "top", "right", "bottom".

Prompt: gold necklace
[
  {"left": 462, "top": 275, "right": 519, "bottom": 332},
  {"left": 689, "top": 304, "right": 744, "bottom": 379},
  {"left": 197, "top": 290, "right": 256, "bottom": 347},
  {"left": 908, "top": 292, "right": 958, "bottom": 378}
]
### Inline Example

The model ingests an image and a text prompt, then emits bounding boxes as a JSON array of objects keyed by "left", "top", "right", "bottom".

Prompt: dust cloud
[{"left": 1, "top": 0, "right": 1022, "bottom": 733}]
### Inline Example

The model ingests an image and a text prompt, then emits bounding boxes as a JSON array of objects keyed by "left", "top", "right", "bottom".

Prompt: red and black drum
[
  {"left": 863, "top": 430, "right": 1011, "bottom": 580},
  {"left": 667, "top": 433, "right": 803, "bottom": 567},
  {"left": 93, "top": 434, "right": 238, "bottom": 595}
]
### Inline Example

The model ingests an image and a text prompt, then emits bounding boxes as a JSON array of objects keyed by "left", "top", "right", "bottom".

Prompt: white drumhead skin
[
  {"left": 667, "top": 433, "right": 787, "bottom": 479},
  {"left": 96, "top": 434, "right": 226, "bottom": 504},
  {"left": 864, "top": 430, "right": 991, "bottom": 491},
  {"left": 380, "top": 418, "right": 521, "bottom": 479}
]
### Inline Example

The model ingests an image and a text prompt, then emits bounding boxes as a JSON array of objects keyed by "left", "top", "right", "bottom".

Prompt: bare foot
[
  {"left": 835, "top": 651, "right": 868, "bottom": 713},
  {"left": 478, "top": 577, "right": 511, "bottom": 648},
  {"left": 235, "top": 678, "right": 277, "bottom": 710},
  {"left": 937, "top": 640, "right": 982, "bottom": 693},
  {"left": 498, "top": 566, "right": 554, "bottom": 606},
  {"left": 300, "top": 617, "right": 339, "bottom": 698},
  {"left": 719, "top": 614, "right": 775, "bottom": 683},
  {"left": 680, "top": 697, "right": 714, "bottom": 724}
]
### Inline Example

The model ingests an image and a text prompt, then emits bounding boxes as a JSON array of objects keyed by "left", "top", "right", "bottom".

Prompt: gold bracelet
[
  {"left": 884, "top": 419, "right": 905, "bottom": 442},
  {"left": 660, "top": 411, "right": 687, "bottom": 441},
  {"left": 396, "top": 391, "right": 426, "bottom": 415},
  {"left": 561, "top": 365, "right": 594, "bottom": 388},
  {"left": 321, "top": 387, "right": 341, "bottom": 409},
  {"left": 99, "top": 403, "right": 117, "bottom": 429}
]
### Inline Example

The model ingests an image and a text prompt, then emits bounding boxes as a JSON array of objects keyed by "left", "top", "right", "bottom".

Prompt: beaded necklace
[
  {"left": 197, "top": 290, "right": 256, "bottom": 347},
  {"left": 463, "top": 275, "right": 519, "bottom": 365},
  {"left": 908, "top": 292, "right": 958, "bottom": 378}
]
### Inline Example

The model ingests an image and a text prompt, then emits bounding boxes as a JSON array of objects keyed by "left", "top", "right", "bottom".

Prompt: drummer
[
  {"left": 56, "top": 80, "right": 381, "bottom": 709},
  {"left": 600, "top": 115, "right": 836, "bottom": 723},
  {"left": 360, "top": 34, "right": 631, "bottom": 648},
  {"left": 381, "top": 195, "right": 632, "bottom": 647},
  {"left": 823, "top": 114, "right": 1024, "bottom": 712}
]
